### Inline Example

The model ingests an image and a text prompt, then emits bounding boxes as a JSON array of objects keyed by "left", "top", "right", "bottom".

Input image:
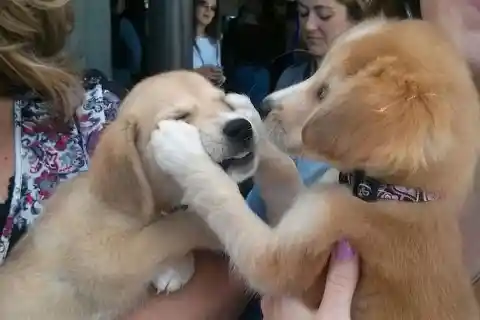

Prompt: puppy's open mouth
[{"left": 219, "top": 151, "right": 255, "bottom": 170}]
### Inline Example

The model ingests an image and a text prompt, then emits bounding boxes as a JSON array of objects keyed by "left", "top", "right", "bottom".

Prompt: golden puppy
[
  {"left": 152, "top": 19, "right": 480, "bottom": 319},
  {"left": 0, "top": 71, "right": 264, "bottom": 319}
]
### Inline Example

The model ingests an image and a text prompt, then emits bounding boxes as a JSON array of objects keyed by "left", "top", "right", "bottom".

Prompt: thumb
[
  {"left": 261, "top": 296, "right": 316, "bottom": 320},
  {"left": 317, "top": 240, "right": 359, "bottom": 320}
]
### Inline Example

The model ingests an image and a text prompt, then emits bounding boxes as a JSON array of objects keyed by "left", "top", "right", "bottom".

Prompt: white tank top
[{"left": 193, "top": 36, "right": 221, "bottom": 68}]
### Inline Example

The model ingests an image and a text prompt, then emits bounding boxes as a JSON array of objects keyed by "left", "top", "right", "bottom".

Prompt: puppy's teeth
[{"left": 232, "top": 152, "right": 250, "bottom": 160}]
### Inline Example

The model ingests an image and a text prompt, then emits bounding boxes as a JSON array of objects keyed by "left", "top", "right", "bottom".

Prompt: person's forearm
[{"left": 125, "top": 251, "right": 249, "bottom": 320}]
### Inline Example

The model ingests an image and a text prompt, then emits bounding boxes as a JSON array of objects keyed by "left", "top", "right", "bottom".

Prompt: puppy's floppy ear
[
  {"left": 302, "top": 57, "right": 453, "bottom": 175},
  {"left": 89, "top": 116, "right": 154, "bottom": 221}
]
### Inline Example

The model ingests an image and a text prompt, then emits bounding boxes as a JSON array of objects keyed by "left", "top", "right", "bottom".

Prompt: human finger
[
  {"left": 316, "top": 240, "right": 359, "bottom": 320},
  {"left": 261, "top": 296, "right": 315, "bottom": 320}
]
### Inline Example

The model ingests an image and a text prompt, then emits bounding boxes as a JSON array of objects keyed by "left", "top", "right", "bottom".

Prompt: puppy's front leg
[
  {"left": 150, "top": 120, "right": 363, "bottom": 295},
  {"left": 226, "top": 93, "right": 302, "bottom": 224},
  {"left": 186, "top": 182, "right": 347, "bottom": 295},
  {"left": 255, "top": 139, "right": 303, "bottom": 226}
]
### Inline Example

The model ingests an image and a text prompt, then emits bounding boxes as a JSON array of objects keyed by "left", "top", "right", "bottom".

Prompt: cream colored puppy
[{"left": 0, "top": 71, "right": 265, "bottom": 320}]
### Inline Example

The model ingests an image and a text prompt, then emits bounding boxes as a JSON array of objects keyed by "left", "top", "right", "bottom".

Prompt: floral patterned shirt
[{"left": 0, "top": 70, "right": 124, "bottom": 264}]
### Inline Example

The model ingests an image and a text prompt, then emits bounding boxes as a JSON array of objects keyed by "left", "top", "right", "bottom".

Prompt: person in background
[
  {"left": 264, "top": 0, "right": 291, "bottom": 92},
  {"left": 111, "top": 0, "right": 143, "bottom": 89},
  {"left": 273, "top": 0, "right": 367, "bottom": 93},
  {"left": 124, "top": 0, "right": 147, "bottom": 52},
  {"left": 223, "top": 0, "right": 277, "bottom": 107},
  {"left": 123, "top": 0, "right": 148, "bottom": 78},
  {"left": 193, "top": 0, "right": 225, "bottom": 87}
]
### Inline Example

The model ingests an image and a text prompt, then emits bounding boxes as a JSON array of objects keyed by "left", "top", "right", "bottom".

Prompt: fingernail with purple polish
[{"left": 335, "top": 239, "right": 356, "bottom": 261}]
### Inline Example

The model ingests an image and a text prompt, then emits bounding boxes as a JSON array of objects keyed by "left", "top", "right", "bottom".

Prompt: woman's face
[
  {"left": 298, "top": 0, "right": 354, "bottom": 57},
  {"left": 196, "top": 0, "right": 217, "bottom": 27}
]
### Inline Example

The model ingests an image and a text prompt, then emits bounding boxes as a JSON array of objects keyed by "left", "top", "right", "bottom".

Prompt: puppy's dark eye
[
  {"left": 318, "top": 84, "right": 328, "bottom": 101},
  {"left": 174, "top": 111, "right": 191, "bottom": 121}
]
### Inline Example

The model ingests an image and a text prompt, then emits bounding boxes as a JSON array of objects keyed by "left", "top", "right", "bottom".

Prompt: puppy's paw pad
[
  {"left": 152, "top": 255, "right": 195, "bottom": 294},
  {"left": 153, "top": 270, "right": 190, "bottom": 293}
]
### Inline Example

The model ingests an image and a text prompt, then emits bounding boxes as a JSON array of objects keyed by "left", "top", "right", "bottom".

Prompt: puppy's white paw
[
  {"left": 152, "top": 254, "right": 195, "bottom": 294},
  {"left": 150, "top": 120, "right": 210, "bottom": 176}
]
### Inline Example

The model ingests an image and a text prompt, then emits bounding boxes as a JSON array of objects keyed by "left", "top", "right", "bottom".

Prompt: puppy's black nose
[
  {"left": 223, "top": 118, "right": 253, "bottom": 144},
  {"left": 260, "top": 97, "right": 275, "bottom": 119}
]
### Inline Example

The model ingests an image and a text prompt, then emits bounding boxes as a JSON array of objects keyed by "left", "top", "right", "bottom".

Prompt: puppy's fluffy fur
[
  {"left": 0, "top": 72, "right": 262, "bottom": 319},
  {"left": 153, "top": 19, "right": 480, "bottom": 319}
]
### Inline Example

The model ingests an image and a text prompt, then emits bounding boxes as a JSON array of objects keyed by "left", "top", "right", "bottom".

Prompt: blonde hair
[{"left": 0, "top": 0, "right": 84, "bottom": 123}]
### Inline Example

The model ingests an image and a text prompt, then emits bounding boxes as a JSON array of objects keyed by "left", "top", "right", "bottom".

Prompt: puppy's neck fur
[{"left": 363, "top": 148, "right": 477, "bottom": 210}]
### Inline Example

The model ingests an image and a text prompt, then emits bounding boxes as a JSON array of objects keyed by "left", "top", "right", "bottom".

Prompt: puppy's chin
[
  {"left": 266, "top": 127, "right": 303, "bottom": 156},
  {"left": 264, "top": 116, "right": 301, "bottom": 155},
  {"left": 225, "top": 157, "right": 258, "bottom": 184}
]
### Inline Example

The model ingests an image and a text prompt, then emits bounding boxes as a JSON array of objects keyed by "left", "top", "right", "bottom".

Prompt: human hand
[
  {"left": 261, "top": 240, "right": 359, "bottom": 320},
  {"left": 195, "top": 66, "right": 224, "bottom": 84},
  {"left": 209, "top": 67, "right": 226, "bottom": 87},
  {"left": 213, "top": 75, "right": 226, "bottom": 87},
  {"left": 421, "top": 0, "right": 480, "bottom": 73}
]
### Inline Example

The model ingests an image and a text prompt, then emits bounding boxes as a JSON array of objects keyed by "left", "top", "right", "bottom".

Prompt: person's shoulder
[
  {"left": 80, "top": 69, "right": 126, "bottom": 123},
  {"left": 282, "top": 62, "right": 309, "bottom": 75},
  {"left": 14, "top": 69, "right": 126, "bottom": 159},
  {"left": 276, "top": 62, "right": 309, "bottom": 90},
  {"left": 77, "top": 69, "right": 126, "bottom": 156}
]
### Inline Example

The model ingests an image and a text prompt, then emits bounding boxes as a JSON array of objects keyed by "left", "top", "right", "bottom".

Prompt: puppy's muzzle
[
  {"left": 219, "top": 118, "right": 255, "bottom": 170},
  {"left": 223, "top": 118, "right": 253, "bottom": 149}
]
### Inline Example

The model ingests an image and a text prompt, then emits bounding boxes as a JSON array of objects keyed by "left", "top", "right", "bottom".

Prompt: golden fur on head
[
  {"left": 89, "top": 70, "right": 262, "bottom": 222},
  {"left": 0, "top": 71, "right": 262, "bottom": 319},
  {"left": 165, "top": 19, "right": 480, "bottom": 320}
]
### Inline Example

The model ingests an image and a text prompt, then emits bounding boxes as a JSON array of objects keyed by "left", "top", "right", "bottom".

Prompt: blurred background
[{"left": 67, "top": 0, "right": 421, "bottom": 89}]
